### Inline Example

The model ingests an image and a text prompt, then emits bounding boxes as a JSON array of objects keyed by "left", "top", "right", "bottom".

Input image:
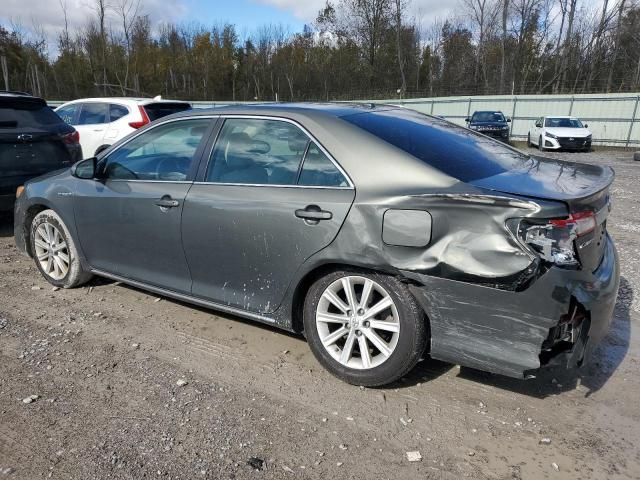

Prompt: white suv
[{"left": 55, "top": 97, "right": 191, "bottom": 158}]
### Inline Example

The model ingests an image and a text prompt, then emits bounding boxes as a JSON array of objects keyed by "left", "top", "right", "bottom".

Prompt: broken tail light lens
[{"left": 516, "top": 211, "right": 596, "bottom": 267}]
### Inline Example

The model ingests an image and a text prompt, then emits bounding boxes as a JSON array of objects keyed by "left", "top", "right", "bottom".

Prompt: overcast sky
[{"left": 0, "top": 0, "right": 455, "bottom": 49}]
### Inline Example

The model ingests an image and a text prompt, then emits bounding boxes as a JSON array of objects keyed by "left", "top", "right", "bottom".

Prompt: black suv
[
  {"left": 0, "top": 92, "right": 81, "bottom": 211},
  {"left": 465, "top": 111, "right": 511, "bottom": 143}
]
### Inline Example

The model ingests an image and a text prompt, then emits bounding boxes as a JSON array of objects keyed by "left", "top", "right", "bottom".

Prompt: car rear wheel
[
  {"left": 303, "top": 270, "right": 427, "bottom": 386},
  {"left": 30, "top": 209, "right": 92, "bottom": 288}
]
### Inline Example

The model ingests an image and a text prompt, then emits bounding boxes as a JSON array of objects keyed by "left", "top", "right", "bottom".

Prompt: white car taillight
[{"left": 516, "top": 211, "right": 596, "bottom": 266}]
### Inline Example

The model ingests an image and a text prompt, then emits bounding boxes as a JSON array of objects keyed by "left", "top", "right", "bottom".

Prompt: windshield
[
  {"left": 545, "top": 117, "right": 583, "bottom": 128},
  {"left": 0, "top": 99, "right": 63, "bottom": 129},
  {"left": 471, "top": 111, "right": 505, "bottom": 123},
  {"left": 342, "top": 109, "right": 531, "bottom": 182}
]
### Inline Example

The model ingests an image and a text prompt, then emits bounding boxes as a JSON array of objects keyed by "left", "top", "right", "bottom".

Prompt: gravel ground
[{"left": 0, "top": 148, "right": 639, "bottom": 479}]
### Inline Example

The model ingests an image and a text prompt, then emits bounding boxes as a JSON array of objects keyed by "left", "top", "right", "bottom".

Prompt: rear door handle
[
  {"left": 295, "top": 205, "right": 332, "bottom": 222},
  {"left": 155, "top": 197, "right": 180, "bottom": 208}
]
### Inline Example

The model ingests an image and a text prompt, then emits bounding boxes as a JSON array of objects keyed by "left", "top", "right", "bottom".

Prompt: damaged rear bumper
[{"left": 404, "top": 235, "right": 619, "bottom": 378}]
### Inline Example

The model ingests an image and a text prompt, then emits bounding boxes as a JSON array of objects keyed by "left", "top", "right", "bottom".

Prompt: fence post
[
  {"left": 510, "top": 96, "right": 518, "bottom": 137},
  {"left": 569, "top": 95, "right": 575, "bottom": 116},
  {"left": 430, "top": 99, "right": 434, "bottom": 115},
  {"left": 466, "top": 98, "right": 472, "bottom": 119},
  {"left": 626, "top": 95, "right": 639, "bottom": 148}
]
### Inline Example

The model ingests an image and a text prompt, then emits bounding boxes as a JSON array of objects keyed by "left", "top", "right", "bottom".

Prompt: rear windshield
[
  {"left": 0, "top": 99, "right": 63, "bottom": 129},
  {"left": 342, "top": 109, "right": 530, "bottom": 182},
  {"left": 143, "top": 103, "right": 191, "bottom": 121},
  {"left": 471, "top": 111, "right": 505, "bottom": 122}
]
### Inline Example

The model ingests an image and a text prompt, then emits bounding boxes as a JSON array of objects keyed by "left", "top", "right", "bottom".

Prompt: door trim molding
[{"left": 90, "top": 268, "right": 278, "bottom": 326}]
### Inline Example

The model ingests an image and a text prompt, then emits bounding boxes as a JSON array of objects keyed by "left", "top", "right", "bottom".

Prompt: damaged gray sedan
[{"left": 14, "top": 104, "right": 619, "bottom": 386}]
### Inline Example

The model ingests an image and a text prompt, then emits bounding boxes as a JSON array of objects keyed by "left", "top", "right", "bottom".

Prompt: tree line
[{"left": 1, "top": 0, "right": 639, "bottom": 102}]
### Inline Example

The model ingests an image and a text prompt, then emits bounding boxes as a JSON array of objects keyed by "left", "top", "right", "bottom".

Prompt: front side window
[
  {"left": 102, "top": 119, "right": 210, "bottom": 181},
  {"left": 545, "top": 117, "right": 583, "bottom": 128},
  {"left": 77, "top": 103, "right": 108, "bottom": 125},
  {"left": 207, "top": 118, "right": 310, "bottom": 185}
]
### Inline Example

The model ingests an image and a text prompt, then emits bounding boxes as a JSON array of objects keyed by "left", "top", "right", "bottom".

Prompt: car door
[
  {"left": 533, "top": 117, "right": 543, "bottom": 144},
  {"left": 182, "top": 116, "right": 355, "bottom": 314},
  {"left": 75, "top": 102, "right": 109, "bottom": 158},
  {"left": 104, "top": 103, "right": 130, "bottom": 146},
  {"left": 73, "top": 117, "right": 215, "bottom": 293}
]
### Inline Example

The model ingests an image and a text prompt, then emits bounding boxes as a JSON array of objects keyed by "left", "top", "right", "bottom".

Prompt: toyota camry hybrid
[{"left": 14, "top": 104, "right": 619, "bottom": 386}]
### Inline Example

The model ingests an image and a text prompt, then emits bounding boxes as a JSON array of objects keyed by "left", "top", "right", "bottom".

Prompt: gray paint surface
[{"left": 13, "top": 103, "right": 620, "bottom": 379}]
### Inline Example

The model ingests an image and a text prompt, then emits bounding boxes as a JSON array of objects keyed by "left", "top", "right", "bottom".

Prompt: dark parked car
[
  {"left": 14, "top": 104, "right": 619, "bottom": 386},
  {"left": 466, "top": 110, "right": 511, "bottom": 142},
  {"left": 0, "top": 92, "right": 81, "bottom": 211}
]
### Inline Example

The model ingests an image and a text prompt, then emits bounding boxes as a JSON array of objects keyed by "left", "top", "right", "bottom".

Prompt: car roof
[
  {"left": 59, "top": 97, "right": 190, "bottom": 105},
  {"left": 169, "top": 102, "right": 400, "bottom": 120},
  {"left": 472, "top": 110, "right": 503, "bottom": 114}
]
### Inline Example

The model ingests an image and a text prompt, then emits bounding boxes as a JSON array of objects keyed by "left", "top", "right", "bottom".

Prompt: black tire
[
  {"left": 94, "top": 144, "right": 110, "bottom": 156},
  {"left": 30, "top": 209, "right": 92, "bottom": 289},
  {"left": 527, "top": 133, "right": 532, "bottom": 148},
  {"left": 303, "top": 269, "right": 428, "bottom": 387},
  {"left": 539, "top": 135, "right": 545, "bottom": 151}
]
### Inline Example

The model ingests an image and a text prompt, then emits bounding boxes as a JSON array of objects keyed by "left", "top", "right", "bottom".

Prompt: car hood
[
  {"left": 545, "top": 127, "right": 591, "bottom": 137},
  {"left": 469, "top": 155, "right": 614, "bottom": 205}
]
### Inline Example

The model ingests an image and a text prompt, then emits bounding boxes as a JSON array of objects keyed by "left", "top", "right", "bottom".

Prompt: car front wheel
[
  {"left": 303, "top": 270, "right": 427, "bottom": 386},
  {"left": 539, "top": 135, "right": 546, "bottom": 151},
  {"left": 30, "top": 209, "right": 92, "bottom": 288}
]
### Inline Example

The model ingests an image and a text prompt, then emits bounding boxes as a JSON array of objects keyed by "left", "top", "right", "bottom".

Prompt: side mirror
[
  {"left": 71, "top": 157, "right": 98, "bottom": 179},
  {"left": 535, "top": 122, "right": 541, "bottom": 128},
  {"left": 584, "top": 123, "right": 588, "bottom": 128},
  {"left": 465, "top": 118, "right": 470, "bottom": 123},
  {"left": 507, "top": 117, "right": 511, "bottom": 123}
]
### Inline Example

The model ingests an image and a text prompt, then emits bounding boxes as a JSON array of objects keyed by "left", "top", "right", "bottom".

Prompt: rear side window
[
  {"left": 109, "top": 104, "right": 129, "bottom": 122},
  {"left": 0, "top": 100, "right": 63, "bottom": 129},
  {"left": 77, "top": 103, "right": 108, "bottom": 125},
  {"left": 299, "top": 142, "right": 348, "bottom": 187},
  {"left": 207, "top": 118, "right": 309, "bottom": 185},
  {"left": 144, "top": 103, "right": 191, "bottom": 121},
  {"left": 56, "top": 104, "right": 79, "bottom": 124},
  {"left": 342, "top": 109, "right": 530, "bottom": 182}
]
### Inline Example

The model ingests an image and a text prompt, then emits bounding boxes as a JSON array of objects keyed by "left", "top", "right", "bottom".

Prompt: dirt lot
[{"left": 0, "top": 148, "right": 639, "bottom": 480}]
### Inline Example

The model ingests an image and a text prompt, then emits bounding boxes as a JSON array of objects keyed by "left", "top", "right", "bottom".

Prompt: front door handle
[
  {"left": 155, "top": 197, "right": 180, "bottom": 209},
  {"left": 295, "top": 205, "right": 333, "bottom": 223}
]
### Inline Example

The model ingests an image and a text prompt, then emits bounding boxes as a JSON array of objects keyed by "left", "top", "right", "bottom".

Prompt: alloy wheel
[
  {"left": 33, "top": 222, "right": 70, "bottom": 281},
  {"left": 315, "top": 276, "right": 400, "bottom": 370}
]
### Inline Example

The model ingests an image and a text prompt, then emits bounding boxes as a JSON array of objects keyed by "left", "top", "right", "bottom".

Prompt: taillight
[
  {"left": 62, "top": 130, "right": 80, "bottom": 144},
  {"left": 549, "top": 211, "right": 596, "bottom": 237},
  {"left": 515, "top": 211, "right": 596, "bottom": 267},
  {"left": 128, "top": 105, "right": 150, "bottom": 129}
]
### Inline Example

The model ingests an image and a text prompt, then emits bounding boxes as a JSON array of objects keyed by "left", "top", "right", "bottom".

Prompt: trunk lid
[{"left": 470, "top": 156, "right": 613, "bottom": 271}]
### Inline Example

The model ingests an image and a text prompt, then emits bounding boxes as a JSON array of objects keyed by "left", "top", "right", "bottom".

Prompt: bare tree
[
  {"left": 462, "top": 0, "right": 499, "bottom": 92},
  {"left": 393, "top": 0, "right": 407, "bottom": 92}
]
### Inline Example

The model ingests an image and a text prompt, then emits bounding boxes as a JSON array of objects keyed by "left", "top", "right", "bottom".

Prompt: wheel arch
[
  {"left": 289, "top": 262, "right": 429, "bottom": 336},
  {"left": 22, "top": 203, "right": 52, "bottom": 257}
]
